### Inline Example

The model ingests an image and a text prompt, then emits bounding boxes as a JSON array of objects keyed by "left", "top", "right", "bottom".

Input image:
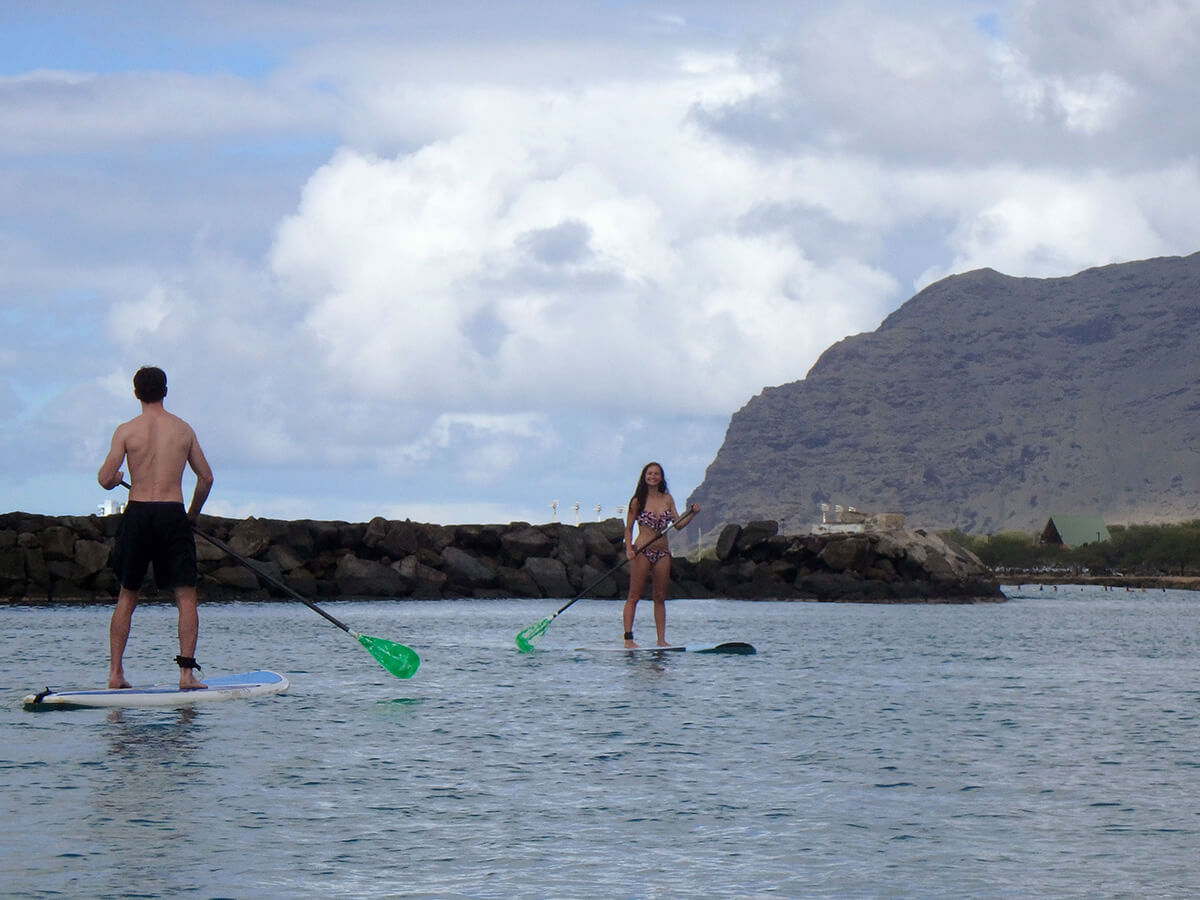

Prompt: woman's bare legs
[
  {"left": 623, "top": 554, "right": 652, "bottom": 647},
  {"left": 624, "top": 555, "right": 672, "bottom": 647},
  {"left": 651, "top": 557, "right": 671, "bottom": 645}
]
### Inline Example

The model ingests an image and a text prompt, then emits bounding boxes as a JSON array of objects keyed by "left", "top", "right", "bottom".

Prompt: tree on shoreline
[{"left": 941, "top": 521, "right": 1200, "bottom": 577}]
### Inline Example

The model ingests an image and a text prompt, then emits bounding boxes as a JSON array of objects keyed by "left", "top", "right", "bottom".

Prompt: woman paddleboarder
[{"left": 622, "top": 462, "right": 699, "bottom": 648}]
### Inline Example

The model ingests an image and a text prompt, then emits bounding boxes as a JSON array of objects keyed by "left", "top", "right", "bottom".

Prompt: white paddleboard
[
  {"left": 573, "top": 641, "right": 756, "bottom": 655},
  {"left": 22, "top": 670, "right": 289, "bottom": 711}
]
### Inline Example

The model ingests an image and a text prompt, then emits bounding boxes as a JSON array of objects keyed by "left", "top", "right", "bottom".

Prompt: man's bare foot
[
  {"left": 657, "top": 641, "right": 671, "bottom": 647},
  {"left": 179, "top": 672, "right": 207, "bottom": 691},
  {"left": 108, "top": 674, "right": 132, "bottom": 689},
  {"left": 624, "top": 639, "right": 639, "bottom": 649}
]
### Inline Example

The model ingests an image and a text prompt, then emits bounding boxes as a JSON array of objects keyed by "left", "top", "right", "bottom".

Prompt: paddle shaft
[
  {"left": 194, "top": 528, "right": 356, "bottom": 635},
  {"left": 118, "top": 481, "right": 356, "bottom": 636},
  {"left": 546, "top": 519, "right": 679, "bottom": 620}
]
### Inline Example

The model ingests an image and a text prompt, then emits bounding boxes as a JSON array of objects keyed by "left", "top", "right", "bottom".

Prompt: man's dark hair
[{"left": 133, "top": 366, "right": 168, "bottom": 403}]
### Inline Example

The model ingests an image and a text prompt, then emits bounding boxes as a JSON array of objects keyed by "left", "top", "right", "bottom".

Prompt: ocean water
[{"left": 2, "top": 588, "right": 1199, "bottom": 899}]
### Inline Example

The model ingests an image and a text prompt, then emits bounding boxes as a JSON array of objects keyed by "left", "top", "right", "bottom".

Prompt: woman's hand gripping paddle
[
  {"left": 120, "top": 482, "right": 420, "bottom": 679},
  {"left": 514, "top": 520, "right": 677, "bottom": 652}
]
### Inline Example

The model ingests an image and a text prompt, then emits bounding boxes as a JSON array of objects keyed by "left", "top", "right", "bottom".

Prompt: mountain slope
[{"left": 688, "top": 252, "right": 1200, "bottom": 535}]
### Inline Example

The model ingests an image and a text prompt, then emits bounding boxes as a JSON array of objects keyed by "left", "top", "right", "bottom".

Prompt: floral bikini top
[{"left": 635, "top": 507, "right": 675, "bottom": 532}]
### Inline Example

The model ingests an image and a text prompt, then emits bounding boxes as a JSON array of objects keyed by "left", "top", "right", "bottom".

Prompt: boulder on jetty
[{"left": 0, "top": 511, "right": 1004, "bottom": 604}]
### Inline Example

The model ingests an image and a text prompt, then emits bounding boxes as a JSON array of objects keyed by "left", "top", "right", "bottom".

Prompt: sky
[{"left": 3, "top": 0, "right": 1200, "bottom": 527}]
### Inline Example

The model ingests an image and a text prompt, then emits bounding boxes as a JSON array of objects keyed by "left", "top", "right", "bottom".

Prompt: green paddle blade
[
  {"left": 357, "top": 634, "right": 421, "bottom": 679},
  {"left": 514, "top": 618, "right": 550, "bottom": 653}
]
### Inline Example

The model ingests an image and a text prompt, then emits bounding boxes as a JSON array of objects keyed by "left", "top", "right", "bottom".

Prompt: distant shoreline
[{"left": 998, "top": 575, "right": 1200, "bottom": 592}]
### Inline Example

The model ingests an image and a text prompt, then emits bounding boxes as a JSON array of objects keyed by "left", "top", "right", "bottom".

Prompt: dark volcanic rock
[
  {"left": 0, "top": 512, "right": 1001, "bottom": 604},
  {"left": 334, "top": 554, "right": 413, "bottom": 597},
  {"left": 689, "top": 252, "right": 1200, "bottom": 535},
  {"left": 500, "top": 525, "right": 555, "bottom": 563},
  {"left": 522, "top": 556, "right": 572, "bottom": 597},
  {"left": 440, "top": 546, "right": 499, "bottom": 591}
]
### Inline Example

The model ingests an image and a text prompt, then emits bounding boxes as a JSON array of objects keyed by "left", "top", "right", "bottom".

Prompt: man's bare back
[{"left": 99, "top": 406, "right": 213, "bottom": 515}]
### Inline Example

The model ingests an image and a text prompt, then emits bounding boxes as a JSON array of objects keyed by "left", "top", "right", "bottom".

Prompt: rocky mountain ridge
[{"left": 688, "top": 252, "right": 1200, "bottom": 535}]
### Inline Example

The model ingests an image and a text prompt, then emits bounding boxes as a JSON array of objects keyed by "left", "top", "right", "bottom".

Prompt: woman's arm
[{"left": 674, "top": 501, "right": 701, "bottom": 529}]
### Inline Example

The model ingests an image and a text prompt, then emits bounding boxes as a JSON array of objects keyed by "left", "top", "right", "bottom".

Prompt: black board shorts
[{"left": 110, "top": 501, "right": 197, "bottom": 591}]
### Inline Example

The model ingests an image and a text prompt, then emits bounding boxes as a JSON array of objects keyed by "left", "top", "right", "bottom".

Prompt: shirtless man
[{"left": 98, "top": 366, "right": 214, "bottom": 689}]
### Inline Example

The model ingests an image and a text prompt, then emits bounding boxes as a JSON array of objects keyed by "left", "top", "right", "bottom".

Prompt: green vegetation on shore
[{"left": 941, "top": 521, "right": 1200, "bottom": 577}]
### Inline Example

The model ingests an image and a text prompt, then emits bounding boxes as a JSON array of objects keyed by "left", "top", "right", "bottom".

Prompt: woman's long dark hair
[{"left": 631, "top": 461, "right": 668, "bottom": 511}]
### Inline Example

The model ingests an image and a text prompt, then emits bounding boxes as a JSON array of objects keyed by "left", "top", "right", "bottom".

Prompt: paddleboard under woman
[{"left": 622, "top": 462, "right": 699, "bottom": 648}]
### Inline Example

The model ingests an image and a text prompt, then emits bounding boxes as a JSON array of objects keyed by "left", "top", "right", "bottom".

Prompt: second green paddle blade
[
  {"left": 514, "top": 618, "right": 550, "bottom": 653},
  {"left": 357, "top": 634, "right": 421, "bottom": 679}
]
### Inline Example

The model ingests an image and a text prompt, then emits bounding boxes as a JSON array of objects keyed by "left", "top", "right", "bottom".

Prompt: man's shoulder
[
  {"left": 150, "top": 408, "right": 196, "bottom": 434},
  {"left": 127, "top": 408, "right": 197, "bottom": 439}
]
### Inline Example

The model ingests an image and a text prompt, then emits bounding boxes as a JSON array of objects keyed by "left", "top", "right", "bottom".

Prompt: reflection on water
[
  {"left": 81, "top": 708, "right": 211, "bottom": 898},
  {"left": 105, "top": 705, "right": 200, "bottom": 748},
  {"left": 622, "top": 650, "right": 674, "bottom": 675}
]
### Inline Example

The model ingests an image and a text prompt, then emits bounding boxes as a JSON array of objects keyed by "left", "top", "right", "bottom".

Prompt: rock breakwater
[{"left": 0, "top": 512, "right": 1004, "bottom": 604}]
